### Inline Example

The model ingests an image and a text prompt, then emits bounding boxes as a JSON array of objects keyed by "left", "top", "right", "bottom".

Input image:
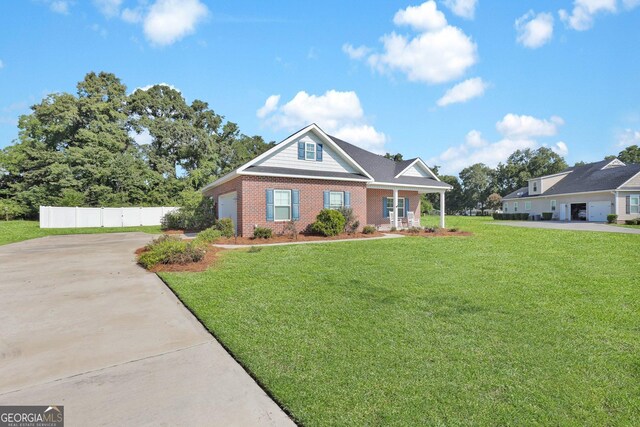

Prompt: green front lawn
[
  {"left": 0, "top": 220, "right": 162, "bottom": 246},
  {"left": 161, "top": 217, "right": 640, "bottom": 426}
]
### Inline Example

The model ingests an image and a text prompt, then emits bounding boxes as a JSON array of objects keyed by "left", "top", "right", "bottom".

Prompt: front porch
[{"left": 365, "top": 185, "right": 446, "bottom": 230}]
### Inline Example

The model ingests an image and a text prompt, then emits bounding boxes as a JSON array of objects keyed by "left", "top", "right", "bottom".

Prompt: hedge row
[{"left": 492, "top": 213, "right": 530, "bottom": 220}]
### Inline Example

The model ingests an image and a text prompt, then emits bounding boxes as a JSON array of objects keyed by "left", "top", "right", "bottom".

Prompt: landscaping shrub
[
  {"left": 449, "top": 227, "right": 460, "bottom": 232},
  {"left": 160, "top": 190, "right": 215, "bottom": 231},
  {"left": 390, "top": 226, "right": 397, "bottom": 232},
  {"left": 215, "top": 218, "right": 235, "bottom": 237},
  {"left": 362, "top": 225, "right": 376, "bottom": 234},
  {"left": 407, "top": 226, "right": 422, "bottom": 234},
  {"left": 138, "top": 235, "right": 205, "bottom": 269},
  {"left": 337, "top": 207, "right": 359, "bottom": 233},
  {"left": 542, "top": 212, "right": 553, "bottom": 221},
  {"left": 607, "top": 214, "right": 618, "bottom": 224},
  {"left": 283, "top": 220, "right": 298, "bottom": 239},
  {"left": 194, "top": 227, "right": 222, "bottom": 245},
  {"left": 253, "top": 227, "right": 273, "bottom": 239},
  {"left": 624, "top": 218, "right": 640, "bottom": 225},
  {"left": 311, "top": 209, "right": 346, "bottom": 237}
]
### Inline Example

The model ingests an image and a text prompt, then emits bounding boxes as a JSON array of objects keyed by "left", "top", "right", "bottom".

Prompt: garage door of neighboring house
[
  {"left": 218, "top": 191, "right": 238, "bottom": 234},
  {"left": 588, "top": 201, "right": 611, "bottom": 222}
]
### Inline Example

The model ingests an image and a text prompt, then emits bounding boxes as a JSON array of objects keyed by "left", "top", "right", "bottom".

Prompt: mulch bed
[{"left": 134, "top": 246, "right": 225, "bottom": 273}]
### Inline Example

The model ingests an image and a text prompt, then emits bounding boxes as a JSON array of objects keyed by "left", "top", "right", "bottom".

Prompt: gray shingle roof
[
  {"left": 329, "top": 135, "right": 451, "bottom": 189},
  {"left": 503, "top": 159, "right": 640, "bottom": 199}
]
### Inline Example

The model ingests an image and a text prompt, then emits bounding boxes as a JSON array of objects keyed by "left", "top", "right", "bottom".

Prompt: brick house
[{"left": 202, "top": 124, "right": 451, "bottom": 236}]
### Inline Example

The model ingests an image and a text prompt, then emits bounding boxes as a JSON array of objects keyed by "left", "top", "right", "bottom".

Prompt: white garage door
[
  {"left": 588, "top": 201, "right": 611, "bottom": 222},
  {"left": 218, "top": 191, "right": 238, "bottom": 234}
]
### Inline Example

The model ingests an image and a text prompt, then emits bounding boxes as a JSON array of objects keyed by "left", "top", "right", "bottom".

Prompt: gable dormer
[
  {"left": 602, "top": 158, "right": 626, "bottom": 169},
  {"left": 394, "top": 158, "right": 440, "bottom": 181}
]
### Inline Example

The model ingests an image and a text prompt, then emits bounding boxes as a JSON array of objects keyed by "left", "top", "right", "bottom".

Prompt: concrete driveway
[
  {"left": 0, "top": 233, "right": 294, "bottom": 426},
  {"left": 492, "top": 221, "right": 640, "bottom": 234}
]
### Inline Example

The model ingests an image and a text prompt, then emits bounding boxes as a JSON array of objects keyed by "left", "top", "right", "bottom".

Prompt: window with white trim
[
  {"left": 550, "top": 200, "right": 557, "bottom": 211},
  {"left": 386, "top": 197, "right": 405, "bottom": 217},
  {"left": 631, "top": 195, "right": 640, "bottom": 214},
  {"left": 274, "top": 190, "right": 291, "bottom": 221},
  {"left": 525, "top": 201, "right": 531, "bottom": 211},
  {"left": 329, "top": 191, "right": 344, "bottom": 210},
  {"left": 533, "top": 181, "right": 538, "bottom": 192},
  {"left": 305, "top": 142, "right": 316, "bottom": 161},
  {"left": 514, "top": 202, "right": 519, "bottom": 212},
  {"left": 504, "top": 202, "right": 508, "bottom": 212}
]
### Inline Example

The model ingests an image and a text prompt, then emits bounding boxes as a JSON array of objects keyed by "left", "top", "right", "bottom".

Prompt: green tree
[
  {"left": 459, "top": 163, "right": 495, "bottom": 212},
  {"left": 384, "top": 153, "right": 404, "bottom": 161},
  {"left": 494, "top": 147, "right": 567, "bottom": 195},
  {"left": 617, "top": 145, "right": 640, "bottom": 164}
]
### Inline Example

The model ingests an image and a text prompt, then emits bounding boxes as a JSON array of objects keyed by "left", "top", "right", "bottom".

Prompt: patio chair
[{"left": 407, "top": 211, "right": 418, "bottom": 227}]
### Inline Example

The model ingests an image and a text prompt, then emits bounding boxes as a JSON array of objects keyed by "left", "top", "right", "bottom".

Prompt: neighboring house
[
  {"left": 202, "top": 124, "right": 451, "bottom": 236},
  {"left": 502, "top": 158, "right": 640, "bottom": 223}
]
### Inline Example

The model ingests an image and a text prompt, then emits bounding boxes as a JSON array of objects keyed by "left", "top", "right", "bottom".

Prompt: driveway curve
[
  {"left": 492, "top": 221, "right": 640, "bottom": 234},
  {"left": 0, "top": 233, "right": 294, "bottom": 426}
]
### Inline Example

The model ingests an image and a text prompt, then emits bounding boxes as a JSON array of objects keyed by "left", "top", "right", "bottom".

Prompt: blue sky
[{"left": 1, "top": 0, "right": 639, "bottom": 174}]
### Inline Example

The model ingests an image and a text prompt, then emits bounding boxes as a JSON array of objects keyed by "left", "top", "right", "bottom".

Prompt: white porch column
[
  {"left": 439, "top": 191, "right": 446, "bottom": 228},
  {"left": 393, "top": 188, "right": 399, "bottom": 228}
]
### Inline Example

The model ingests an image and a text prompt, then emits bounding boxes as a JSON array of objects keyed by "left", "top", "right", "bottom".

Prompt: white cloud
[
  {"left": 559, "top": 0, "right": 617, "bottom": 30},
  {"left": 496, "top": 114, "right": 564, "bottom": 139},
  {"left": 441, "top": 0, "right": 478, "bottom": 19},
  {"left": 616, "top": 128, "right": 640, "bottom": 147},
  {"left": 134, "top": 82, "right": 181, "bottom": 93},
  {"left": 49, "top": 0, "right": 71, "bottom": 14},
  {"left": 623, "top": 0, "right": 640, "bottom": 8},
  {"left": 93, "top": 0, "right": 122, "bottom": 17},
  {"left": 0, "top": 60, "right": 4, "bottom": 69},
  {"left": 258, "top": 90, "right": 387, "bottom": 153},
  {"left": 90, "top": 23, "right": 108, "bottom": 38},
  {"left": 551, "top": 141, "right": 569, "bottom": 156},
  {"left": 516, "top": 11, "right": 554, "bottom": 48},
  {"left": 393, "top": 1, "right": 447, "bottom": 31},
  {"left": 436, "top": 77, "right": 487, "bottom": 106},
  {"left": 256, "top": 95, "right": 280, "bottom": 119},
  {"left": 342, "top": 44, "right": 371, "bottom": 60},
  {"left": 348, "top": 1, "right": 477, "bottom": 85},
  {"left": 429, "top": 113, "right": 568, "bottom": 174},
  {"left": 143, "top": 0, "right": 209, "bottom": 46},
  {"left": 121, "top": 7, "right": 143, "bottom": 23}
]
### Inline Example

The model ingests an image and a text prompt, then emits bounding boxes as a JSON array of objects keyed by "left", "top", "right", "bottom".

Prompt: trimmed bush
[
  {"left": 542, "top": 212, "right": 553, "bottom": 221},
  {"left": 283, "top": 221, "right": 298, "bottom": 239},
  {"left": 625, "top": 218, "right": 640, "bottom": 225},
  {"left": 311, "top": 209, "right": 346, "bottom": 237},
  {"left": 362, "top": 225, "right": 376, "bottom": 234},
  {"left": 337, "top": 207, "right": 359, "bottom": 233},
  {"left": 407, "top": 226, "right": 422, "bottom": 234},
  {"left": 215, "top": 218, "right": 235, "bottom": 238},
  {"left": 138, "top": 235, "right": 205, "bottom": 269},
  {"left": 194, "top": 227, "right": 222, "bottom": 245},
  {"left": 253, "top": 227, "right": 273, "bottom": 239},
  {"left": 607, "top": 214, "right": 618, "bottom": 224},
  {"left": 160, "top": 190, "right": 215, "bottom": 231}
]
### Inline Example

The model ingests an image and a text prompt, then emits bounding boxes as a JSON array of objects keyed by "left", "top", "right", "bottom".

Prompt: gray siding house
[{"left": 502, "top": 159, "right": 640, "bottom": 223}]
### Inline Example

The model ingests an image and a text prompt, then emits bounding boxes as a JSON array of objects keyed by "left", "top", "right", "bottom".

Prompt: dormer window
[{"left": 305, "top": 142, "right": 316, "bottom": 161}]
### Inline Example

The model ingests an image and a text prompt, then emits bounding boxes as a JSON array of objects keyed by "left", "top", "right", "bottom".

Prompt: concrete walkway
[
  {"left": 213, "top": 233, "right": 405, "bottom": 249},
  {"left": 0, "top": 233, "right": 294, "bottom": 426},
  {"left": 492, "top": 221, "right": 640, "bottom": 234}
]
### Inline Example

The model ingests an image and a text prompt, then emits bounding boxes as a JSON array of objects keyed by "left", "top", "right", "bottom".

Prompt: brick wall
[
  {"left": 366, "top": 189, "right": 421, "bottom": 226},
  {"left": 205, "top": 176, "right": 422, "bottom": 236}
]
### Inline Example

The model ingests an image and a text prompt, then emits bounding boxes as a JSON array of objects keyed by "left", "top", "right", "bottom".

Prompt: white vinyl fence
[{"left": 39, "top": 206, "right": 179, "bottom": 229}]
